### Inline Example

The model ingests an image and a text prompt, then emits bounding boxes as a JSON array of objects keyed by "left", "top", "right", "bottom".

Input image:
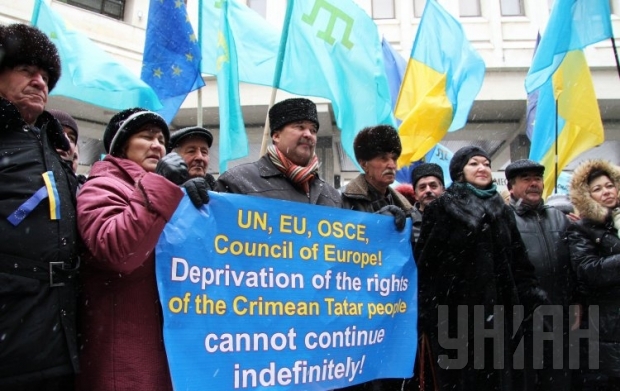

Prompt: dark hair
[{"left": 587, "top": 169, "right": 610, "bottom": 185}]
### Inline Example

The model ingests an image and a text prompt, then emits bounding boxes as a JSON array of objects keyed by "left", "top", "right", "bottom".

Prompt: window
[
  {"left": 62, "top": 0, "right": 125, "bottom": 20},
  {"left": 248, "top": 0, "right": 267, "bottom": 18},
  {"left": 372, "top": 0, "right": 395, "bottom": 19},
  {"left": 413, "top": 0, "right": 426, "bottom": 18},
  {"left": 500, "top": 0, "right": 524, "bottom": 16},
  {"left": 459, "top": 0, "right": 481, "bottom": 17}
]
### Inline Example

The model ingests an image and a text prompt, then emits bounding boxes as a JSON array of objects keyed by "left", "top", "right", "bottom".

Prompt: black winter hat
[
  {"left": 411, "top": 163, "right": 444, "bottom": 187},
  {"left": 103, "top": 108, "right": 169, "bottom": 156},
  {"left": 169, "top": 126, "right": 213, "bottom": 151},
  {"left": 0, "top": 24, "right": 61, "bottom": 91},
  {"left": 269, "top": 98, "right": 319, "bottom": 136},
  {"left": 504, "top": 159, "right": 544, "bottom": 181},
  {"left": 48, "top": 109, "right": 78, "bottom": 140},
  {"left": 449, "top": 145, "right": 491, "bottom": 181},
  {"left": 353, "top": 125, "right": 401, "bottom": 162}
]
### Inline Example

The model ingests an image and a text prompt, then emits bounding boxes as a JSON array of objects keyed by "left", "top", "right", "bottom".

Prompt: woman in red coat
[{"left": 76, "top": 108, "right": 208, "bottom": 390}]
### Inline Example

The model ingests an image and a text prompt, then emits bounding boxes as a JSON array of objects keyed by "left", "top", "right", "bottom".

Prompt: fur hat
[
  {"left": 353, "top": 125, "right": 401, "bottom": 162},
  {"left": 411, "top": 162, "right": 444, "bottom": 188},
  {"left": 0, "top": 24, "right": 61, "bottom": 91},
  {"left": 505, "top": 159, "right": 544, "bottom": 182},
  {"left": 449, "top": 145, "right": 491, "bottom": 181},
  {"left": 169, "top": 126, "right": 213, "bottom": 151},
  {"left": 269, "top": 98, "right": 319, "bottom": 136},
  {"left": 103, "top": 108, "right": 169, "bottom": 156},
  {"left": 48, "top": 109, "right": 78, "bottom": 140},
  {"left": 570, "top": 159, "right": 620, "bottom": 223}
]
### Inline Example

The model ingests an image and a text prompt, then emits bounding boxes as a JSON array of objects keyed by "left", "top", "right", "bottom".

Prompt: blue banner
[{"left": 156, "top": 192, "right": 417, "bottom": 390}]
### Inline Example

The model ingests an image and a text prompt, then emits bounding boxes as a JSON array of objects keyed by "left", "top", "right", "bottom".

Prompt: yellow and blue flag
[
  {"left": 528, "top": 50, "right": 604, "bottom": 198},
  {"left": 275, "top": 0, "right": 394, "bottom": 166},
  {"left": 216, "top": 0, "right": 249, "bottom": 173},
  {"left": 142, "top": 0, "right": 205, "bottom": 122},
  {"left": 382, "top": 38, "right": 407, "bottom": 114},
  {"left": 525, "top": 0, "right": 611, "bottom": 93},
  {"left": 395, "top": 0, "right": 485, "bottom": 167},
  {"left": 200, "top": 0, "right": 280, "bottom": 87},
  {"left": 31, "top": 0, "right": 161, "bottom": 111}
]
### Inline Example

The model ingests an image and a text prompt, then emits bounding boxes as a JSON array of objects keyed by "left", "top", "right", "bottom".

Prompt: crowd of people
[{"left": 1, "top": 22, "right": 619, "bottom": 391}]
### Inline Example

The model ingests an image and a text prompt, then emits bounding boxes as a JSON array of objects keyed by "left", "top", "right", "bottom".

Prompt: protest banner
[{"left": 156, "top": 192, "right": 417, "bottom": 390}]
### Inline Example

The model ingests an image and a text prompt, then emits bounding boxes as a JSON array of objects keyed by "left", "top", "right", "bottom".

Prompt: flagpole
[
  {"left": 554, "top": 97, "right": 559, "bottom": 194},
  {"left": 197, "top": 0, "right": 204, "bottom": 127},
  {"left": 259, "top": 0, "right": 294, "bottom": 157},
  {"left": 611, "top": 37, "right": 620, "bottom": 81}
]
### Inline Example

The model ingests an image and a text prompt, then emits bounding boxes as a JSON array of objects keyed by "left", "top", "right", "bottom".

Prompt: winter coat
[
  {"left": 0, "top": 98, "right": 80, "bottom": 385},
  {"left": 215, "top": 154, "right": 342, "bottom": 207},
  {"left": 340, "top": 174, "right": 413, "bottom": 213},
  {"left": 415, "top": 183, "right": 546, "bottom": 391},
  {"left": 76, "top": 155, "right": 183, "bottom": 391},
  {"left": 568, "top": 159, "right": 620, "bottom": 378}
]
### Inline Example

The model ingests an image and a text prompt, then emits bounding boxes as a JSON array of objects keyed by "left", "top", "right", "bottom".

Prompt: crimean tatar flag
[{"left": 394, "top": 0, "right": 485, "bottom": 167}]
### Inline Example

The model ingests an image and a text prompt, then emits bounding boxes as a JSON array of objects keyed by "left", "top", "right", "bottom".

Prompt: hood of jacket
[{"left": 570, "top": 159, "right": 620, "bottom": 223}]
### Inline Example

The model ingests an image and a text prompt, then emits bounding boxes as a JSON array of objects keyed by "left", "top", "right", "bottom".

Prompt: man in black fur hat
[
  {"left": 0, "top": 24, "right": 80, "bottom": 389},
  {"left": 410, "top": 162, "right": 445, "bottom": 243},
  {"left": 215, "top": 98, "right": 341, "bottom": 206}
]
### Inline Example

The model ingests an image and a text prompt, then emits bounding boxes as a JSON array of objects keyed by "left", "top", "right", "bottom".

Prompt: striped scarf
[{"left": 267, "top": 145, "right": 319, "bottom": 195}]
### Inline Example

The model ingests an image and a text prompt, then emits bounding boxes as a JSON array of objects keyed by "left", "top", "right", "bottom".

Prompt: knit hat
[
  {"left": 449, "top": 145, "right": 491, "bottom": 181},
  {"left": 353, "top": 125, "right": 401, "bottom": 162},
  {"left": 269, "top": 98, "right": 319, "bottom": 136},
  {"left": 103, "top": 108, "right": 169, "bottom": 156},
  {"left": 169, "top": 126, "right": 213, "bottom": 151},
  {"left": 505, "top": 159, "right": 544, "bottom": 181},
  {"left": 411, "top": 163, "right": 444, "bottom": 187},
  {"left": 0, "top": 24, "right": 61, "bottom": 91},
  {"left": 48, "top": 109, "right": 78, "bottom": 140}
]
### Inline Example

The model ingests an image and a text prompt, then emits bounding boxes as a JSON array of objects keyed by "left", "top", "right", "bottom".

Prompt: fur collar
[
  {"left": 342, "top": 174, "right": 412, "bottom": 210},
  {"left": 443, "top": 183, "right": 506, "bottom": 231},
  {"left": 570, "top": 159, "right": 620, "bottom": 223}
]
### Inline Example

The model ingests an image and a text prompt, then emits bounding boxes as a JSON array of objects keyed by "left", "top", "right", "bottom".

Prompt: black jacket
[
  {"left": 568, "top": 159, "right": 620, "bottom": 378},
  {"left": 415, "top": 183, "right": 546, "bottom": 391},
  {"left": 0, "top": 98, "right": 80, "bottom": 385}
]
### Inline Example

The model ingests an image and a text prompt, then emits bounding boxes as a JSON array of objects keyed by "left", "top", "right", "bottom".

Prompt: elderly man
[
  {"left": 169, "top": 126, "right": 216, "bottom": 190},
  {"left": 505, "top": 159, "right": 575, "bottom": 390},
  {"left": 340, "top": 124, "right": 410, "bottom": 231},
  {"left": 0, "top": 24, "right": 79, "bottom": 389},
  {"left": 216, "top": 98, "right": 341, "bottom": 206},
  {"left": 410, "top": 163, "right": 445, "bottom": 243}
]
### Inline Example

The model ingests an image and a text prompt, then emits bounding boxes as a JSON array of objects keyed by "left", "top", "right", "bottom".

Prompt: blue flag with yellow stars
[{"left": 142, "top": 0, "right": 205, "bottom": 122}]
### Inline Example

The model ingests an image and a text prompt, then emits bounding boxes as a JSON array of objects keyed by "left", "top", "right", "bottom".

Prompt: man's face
[
  {"left": 361, "top": 152, "right": 398, "bottom": 192},
  {"left": 56, "top": 126, "right": 77, "bottom": 164},
  {"left": 272, "top": 120, "right": 317, "bottom": 166},
  {"left": 0, "top": 65, "right": 49, "bottom": 124},
  {"left": 176, "top": 136, "right": 210, "bottom": 178},
  {"left": 510, "top": 171, "right": 544, "bottom": 206},
  {"left": 414, "top": 176, "right": 445, "bottom": 210}
]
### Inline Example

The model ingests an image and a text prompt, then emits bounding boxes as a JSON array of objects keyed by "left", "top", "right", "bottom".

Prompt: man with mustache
[
  {"left": 169, "top": 126, "right": 216, "bottom": 188},
  {"left": 216, "top": 98, "right": 341, "bottom": 207},
  {"left": 410, "top": 162, "right": 445, "bottom": 243},
  {"left": 505, "top": 159, "right": 576, "bottom": 390},
  {"left": 0, "top": 24, "right": 80, "bottom": 389}
]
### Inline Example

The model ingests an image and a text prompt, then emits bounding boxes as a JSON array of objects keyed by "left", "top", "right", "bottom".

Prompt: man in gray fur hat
[
  {"left": 0, "top": 24, "right": 80, "bottom": 389},
  {"left": 216, "top": 98, "right": 341, "bottom": 207}
]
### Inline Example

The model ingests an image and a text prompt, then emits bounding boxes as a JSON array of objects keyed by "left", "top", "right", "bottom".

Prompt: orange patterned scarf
[{"left": 267, "top": 145, "right": 319, "bottom": 195}]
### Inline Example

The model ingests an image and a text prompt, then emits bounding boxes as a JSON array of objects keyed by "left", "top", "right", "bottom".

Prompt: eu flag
[{"left": 142, "top": 0, "right": 205, "bottom": 122}]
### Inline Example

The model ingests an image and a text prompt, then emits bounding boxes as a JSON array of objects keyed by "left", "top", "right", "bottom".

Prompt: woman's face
[
  {"left": 123, "top": 125, "right": 166, "bottom": 172},
  {"left": 462, "top": 156, "right": 492, "bottom": 189},
  {"left": 589, "top": 175, "right": 618, "bottom": 209}
]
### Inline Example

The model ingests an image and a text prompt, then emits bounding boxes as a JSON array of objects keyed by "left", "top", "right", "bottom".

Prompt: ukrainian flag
[
  {"left": 529, "top": 51, "right": 604, "bottom": 198},
  {"left": 395, "top": 0, "right": 485, "bottom": 167}
]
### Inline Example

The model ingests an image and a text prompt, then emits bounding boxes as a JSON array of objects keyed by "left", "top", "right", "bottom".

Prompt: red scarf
[{"left": 267, "top": 145, "right": 319, "bottom": 195}]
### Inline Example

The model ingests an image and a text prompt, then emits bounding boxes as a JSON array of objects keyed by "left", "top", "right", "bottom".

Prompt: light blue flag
[
  {"left": 525, "top": 0, "right": 611, "bottom": 93},
  {"left": 142, "top": 0, "right": 205, "bottom": 122},
  {"left": 381, "top": 37, "right": 407, "bottom": 113},
  {"left": 216, "top": 0, "right": 249, "bottom": 173},
  {"left": 200, "top": 0, "right": 280, "bottom": 86},
  {"left": 31, "top": 0, "right": 161, "bottom": 111},
  {"left": 276, "top": 0, "right": 395, "bottom": 167},
  {"left": 425, "top": 143, "right": 453, "bottom": 188}
]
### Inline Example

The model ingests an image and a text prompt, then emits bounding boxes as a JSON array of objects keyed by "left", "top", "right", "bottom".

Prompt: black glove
[
  {"left": 182, "top": 177, "right": 210, "bottom": 208},
  {"left": 376, "top": 205, "right": 406, "bottom": 232},
  {"left": 204, "top": 173, "right": 216, "bottom": 190},
  {"left": 156, "top": 152, "right": 189, "bottom": 185}
]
